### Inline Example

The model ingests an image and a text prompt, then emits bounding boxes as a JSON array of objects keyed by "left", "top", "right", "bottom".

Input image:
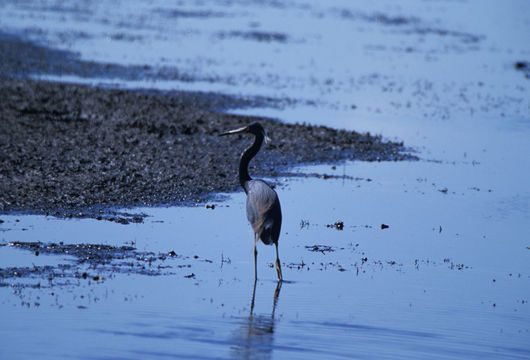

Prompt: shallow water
[
  {"left": 2, "top": 160, "right": 529, "bottom": 359},
  {"left": 1, "top": 0, "right": 530, "bottom": 359}
]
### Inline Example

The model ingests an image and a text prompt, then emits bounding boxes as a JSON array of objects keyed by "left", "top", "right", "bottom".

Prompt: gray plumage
[
  {"left": 245, "top": 179, "right": 282, "bottom": 246},
  {"left": 220, "top": 123, "right": 283, "bottom": 281}
]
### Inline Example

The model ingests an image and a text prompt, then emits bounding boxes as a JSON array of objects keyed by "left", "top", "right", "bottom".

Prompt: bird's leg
[
  {"left": 272, "top": 280, "right": 282, "bottom": 319},
  {"left": 254, "top": 233, "right": 259, "bottom": 281},
  {"left": 250, "top": 277, "right": 257, "bottom": 315},
  {"left": 275, "top": 242, "right": 283, "bottom": 282}
]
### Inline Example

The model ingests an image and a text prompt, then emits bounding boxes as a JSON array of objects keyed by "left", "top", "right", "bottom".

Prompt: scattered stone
[
  {"left": 0, "top": 241, "right": 194, "bottom": 289},
  {"left": 305, "top": 245, "right": 335, "bottom": 254},
  {"left": 515, "top": 61, "right": 527, "bottom": 70},
  {"left": 514, "top": 61, "right": 530, "bottom": 78},
  {"left": 326, "top": 221, "right": 344, "bottom": 230},
  {"left": 0, "top": 34, "right": 415, "bottom": 219}
]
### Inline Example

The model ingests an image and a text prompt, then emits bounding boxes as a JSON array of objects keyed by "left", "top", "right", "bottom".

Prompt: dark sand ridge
[{"left": 0, "top": 33, "right": 416, "bottom": 220}]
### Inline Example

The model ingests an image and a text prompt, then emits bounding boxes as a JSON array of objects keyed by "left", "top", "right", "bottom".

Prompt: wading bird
[{"left": 220, "top": 123, "right": 283, "bottom": 282}]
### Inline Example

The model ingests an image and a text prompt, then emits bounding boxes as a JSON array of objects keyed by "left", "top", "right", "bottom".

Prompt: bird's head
[{"left": 219, "top": 122, "right": 271, "bottom": 143}]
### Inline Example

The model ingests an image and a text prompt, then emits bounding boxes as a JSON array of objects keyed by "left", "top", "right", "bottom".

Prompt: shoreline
[
  {"left": 0, "top": 33, "right": 415, "bottom": 220},
  {"left": 0, "top": 78, "right": 414, "bottom": 220}
]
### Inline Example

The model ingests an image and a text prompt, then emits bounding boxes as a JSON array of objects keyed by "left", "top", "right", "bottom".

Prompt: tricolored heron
[{"left": 220, "top": 123, "right": 283, "bottom": 282}]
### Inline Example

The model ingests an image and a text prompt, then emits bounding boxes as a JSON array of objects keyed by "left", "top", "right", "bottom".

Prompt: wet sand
[
  {"left": 0, "top": 32, "right": 414, "bottom": 218},
  {"left": 0, "top": 77, "right": 413, "bottom": 217}
]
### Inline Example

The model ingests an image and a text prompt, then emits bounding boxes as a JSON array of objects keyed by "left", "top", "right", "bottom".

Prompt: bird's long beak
[{"left": 219, "top": 126, "right": 249, "bottom": 136}]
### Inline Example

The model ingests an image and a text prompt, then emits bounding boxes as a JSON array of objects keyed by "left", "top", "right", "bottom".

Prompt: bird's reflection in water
[{"left": 231, "top": 280, "right": 282, "bottom": 360}]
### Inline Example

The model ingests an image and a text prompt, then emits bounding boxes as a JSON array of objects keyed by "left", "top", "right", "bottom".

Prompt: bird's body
[
  {"left": 220, "top": 123, "right": 283, "bottom": 281},
  {"left": 245, "top": 179, "right": 281, "bottom": 246}
]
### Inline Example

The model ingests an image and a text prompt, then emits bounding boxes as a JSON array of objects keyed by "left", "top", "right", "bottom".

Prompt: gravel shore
[
  {"left": 0, "top": 32, "right": 414, "bottom": 219},
  {"left": 0, "top": 79, "right": 413, "bottom": 218}
]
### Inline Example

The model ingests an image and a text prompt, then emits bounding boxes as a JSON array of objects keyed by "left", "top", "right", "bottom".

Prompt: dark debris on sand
[
  {"left": 0, "top": 241, "right": 190, "bottom": 289},
  {"left": 0, "top": 32, "right": 416, "bottom": 219},
  {"left": 0, "top": 79, "right": 415, "bottom": 217},
  {"left": 515, "top": 61, "right": 530, "bottom": 79}
]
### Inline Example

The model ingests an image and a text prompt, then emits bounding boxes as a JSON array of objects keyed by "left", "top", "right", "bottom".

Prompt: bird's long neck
[{"left": 239, "top": 133, "right": 263, "bottom": 193}]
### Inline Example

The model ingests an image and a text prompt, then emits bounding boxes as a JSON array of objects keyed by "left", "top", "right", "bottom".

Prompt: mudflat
[{"left": 0, "top": 78, "right": 413, "bottom": 217}]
